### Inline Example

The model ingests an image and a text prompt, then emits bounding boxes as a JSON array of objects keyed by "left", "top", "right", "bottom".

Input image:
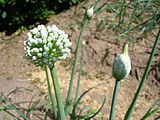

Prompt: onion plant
[
  {"left": 24, "top": 24, "right": 72, "bottom": 120},
  {"left": 23, "top": 0, "right": 107, "bottom": 119},
  {"left": 108, "top": 28, "right": 160, "bottom": 120},
  {"left": 1, "top": 0, "right": 159, "bottom": 119}
]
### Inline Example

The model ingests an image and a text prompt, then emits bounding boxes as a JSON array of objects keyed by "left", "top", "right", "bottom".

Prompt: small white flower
[
  {"left": 55, "top": 41, "right": 60, "bottom": 46},
  {"left": 30, "top": 28, "right": 38, "bottom": 34},
  {"left": 27, "top": 49, "right": 31, "bottom": 53},
  {"left": 47, "top": 26, "right": 52, "bottom": 32},
  {"left": 34, "top": 48, "right": 39, "bottom": 53},
  {"left": 48, "top": 42, "right": 53, "bottom": 48},
  {"left": 68, "top": 42, "right": 72, "bottom": 46},
  {"left": 42, "top": 39, "right": 47, "bottom": 44},
  {"left": 39, "top": 48, "right": 43, "bottom": 52},
  {"left": 59, "top": 44, "right": 63, "bottom": 49},
  {"left": 63, "top": 39, "right": 69, "bottom": 43},
  {"left": 48, "top": 36, "right": 52, "bottom": 42},
  {"left": 35, "top": 32, "right": 41, "bottom": 38},
  {"left": 33, "top": 40, "right": 38, "bottom": 45},
  {"left": 52, "top": 49, "right": 56, "bottom": 52},
  {"left": 37, "top": 25, "right": 42, "bottom": 30},
  {"left": 27, "top": 32, "right": 32, "bottom": 38},
  {"left": 62, "top": 55, "right": 66, "bottom": 60},
  {"left": 29, "top": 38, "right": 34, "bottom": 43},
  {"left": 64, "top": 34, "right": 68, "bottom": 38},
  {"left": 43, "top": 52, "right": 48, "bottom": 57},
  {"left": 51, "top": 25, "right": 58, "bottom": 31},
  {"left": 32, "top": 56, "right": 36, "bottom": 60},
  {"left": 23, "top": 41, "right": 26, "bottom": 46},
  {"left": 41, "top": 30, "right": 48, "bottom": 39},
  {"left": 38, "top": 38, "right": 43, "bottom": 43},
  {"left": 28, "top": 52, "right": 32, "bottom": 56},
  {"left": 52, "top": 58, "right": 56, "bottom": 62},
  {"left": 43, "top": 59, "right": 48, "bottom": 63},
  {"left": 27, "top": 42, "right": 32, "bottom": 46},
  {"left": 37, "top": 53, "right": 42, "bottom": 57},
  {"left": 54, "top": 32, "right": 58, "bottom": 39},
  {"left": 44, "top": 46, "right": 49, "bottom": 52}
]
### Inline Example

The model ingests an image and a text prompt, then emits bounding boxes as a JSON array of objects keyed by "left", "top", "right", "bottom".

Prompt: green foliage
[
  {"left": 0, "top": 0, "right": 83, "bottom": 29},
  {"left": 70, "top": 84, "right": 106, "bottom": 120},
  {"left": 141, "top": 99, "right": 160, "bottom": 120},
  {"left": 105, "top": 0, "right": 160, "bottom": 43}
]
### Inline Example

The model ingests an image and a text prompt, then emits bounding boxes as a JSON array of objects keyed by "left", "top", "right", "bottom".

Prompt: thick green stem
[
  {"left": 124, "top": 28, "right": 160, "bottom": 120},
  {"left": 44, "top": 66, "right": 57, "bottom": 119},
  {"left": 109, "top": 79, "right": 121, "bottom": 120},
  {"left": 65, "top": 18, "right": 88, "bottom": 114},
  {"left": 50, "top": 67, "right": 66, "bottom": 120}
]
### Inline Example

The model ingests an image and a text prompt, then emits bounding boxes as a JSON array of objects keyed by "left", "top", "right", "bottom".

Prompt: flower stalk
[
  {"left": 109, "top": 79, "right": 121, "bottom": 120},
  {"left": 65, "top": 18, "right": 89, "bottom": 115},
  {"left": 50, "top": 66, "right": 66, "bottom": 120},
  {"left": 74, "top": 41, "right": 85, "bottom": 104},
  {"left": 44, "top": 66, "right": 57, "bottom": 119}
]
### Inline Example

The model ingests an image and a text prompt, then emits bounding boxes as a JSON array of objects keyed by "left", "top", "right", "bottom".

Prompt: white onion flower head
[
  {"left": 112, "top": 44, "right": 131, "bottom": 80},
  {"left": 24, "top": 24, "right": 72, "bottom": 67}
]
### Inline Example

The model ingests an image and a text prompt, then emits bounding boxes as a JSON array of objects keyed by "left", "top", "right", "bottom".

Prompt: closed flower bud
[
  {"left": 86, "top": 7, "right": 94, "bottom": 19},
  {"left": 82, "top": 41, "right": 86, "bottom": 46},
  {"left": 112, "top": 44, "right": 131, "bottom": 80}
]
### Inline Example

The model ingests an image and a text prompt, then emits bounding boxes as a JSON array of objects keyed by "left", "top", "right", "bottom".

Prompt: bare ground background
[{"left": 0, "top": 2, "right": 160, "bottom": 120}]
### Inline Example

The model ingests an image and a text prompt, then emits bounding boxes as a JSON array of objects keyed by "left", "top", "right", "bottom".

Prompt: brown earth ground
[{"left": 0, "top": 1, "right": 160, "bottom": 120}]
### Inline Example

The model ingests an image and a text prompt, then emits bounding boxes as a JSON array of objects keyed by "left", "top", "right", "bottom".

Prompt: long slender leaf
[
  {"left": 3, "top": 105, "right": 29, "bottom": 120},
  {"left": 146, "top": 99, "right": 160, "bottom": 114},
  {"left": 141, "top": 107, "right": 160, "bottom": 120},
  {"left": 85, "top": 97, "right": 106, "bottom": 120},
  {"left": 71, "top": 85, "right": 97, "bottom": 119},
  {"left": 141, "top": 99, "right": 160, "bottom": 120},
  {"left": 79, "top": 106, "right": 91, "bottom": 116},
  {"left": 26, "top": 99, "right": 41, "bottom": 117},
  {"left": 77, "top": 97, "right": 106, "bottom": 120},
  {"left": 71, "top": 83, "right": 105, "bottom": 119}
]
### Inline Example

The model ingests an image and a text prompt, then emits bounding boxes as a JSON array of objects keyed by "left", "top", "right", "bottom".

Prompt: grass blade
[
  {"left": 141, "top": 107, "right": 160, "bottom": 120},
  {"left": 71, "top": 83, "right": 104, "bottom": 119},
  {"left": 3, "top": 105, "right": 29, "bottom": 120},
  {"left": 141, "top": 99, "right": 160, "bottom": 120},
  {"left": 84, "top": 97, "right": 106, "bottom": 120}
]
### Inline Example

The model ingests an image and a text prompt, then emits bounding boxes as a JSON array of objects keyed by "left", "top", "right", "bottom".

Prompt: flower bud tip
[{"left": 123, "top": 43, "right": 129, "bottom": 54}]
